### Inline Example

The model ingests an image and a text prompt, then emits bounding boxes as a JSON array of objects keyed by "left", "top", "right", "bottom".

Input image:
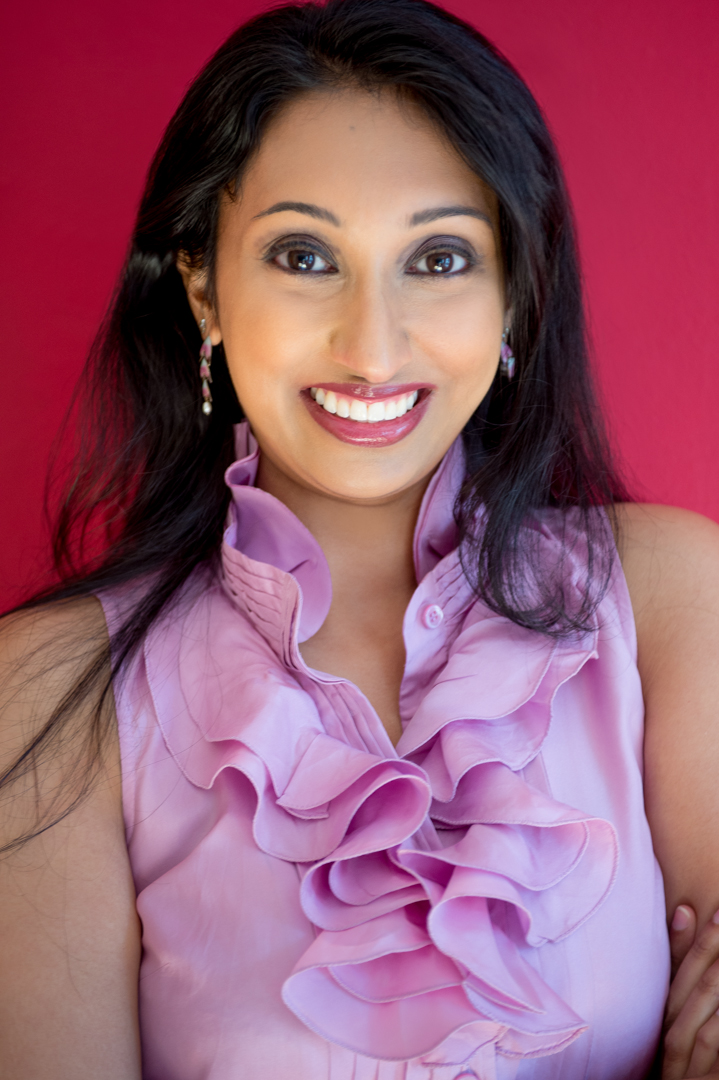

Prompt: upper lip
[{"left": 304, "top": 382, "right": 434, "bottom": 400}]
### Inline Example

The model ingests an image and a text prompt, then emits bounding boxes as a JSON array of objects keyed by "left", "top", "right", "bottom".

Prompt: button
[{"left": 421, "top": 603, "right": 444, "bottom": 629}]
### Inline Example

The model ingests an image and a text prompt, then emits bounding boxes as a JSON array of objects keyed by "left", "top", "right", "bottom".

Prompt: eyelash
[
  {"left": 264, "top": 236, "right": 478, "bottom": 276},
  {"left": 407, "top": 241, "right": 476, "bottom": 276},
  {"left": 266, "top": 237, "right": 335, "bottom": 274}
]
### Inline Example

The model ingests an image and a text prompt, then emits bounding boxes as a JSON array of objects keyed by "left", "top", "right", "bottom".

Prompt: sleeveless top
[{"left": 103, "top": 423, "right": 669, "bottom": 1080}]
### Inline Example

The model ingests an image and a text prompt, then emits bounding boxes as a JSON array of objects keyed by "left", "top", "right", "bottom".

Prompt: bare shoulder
[
  {"left": 0, "top": 597, "right": 141, "bottom": 1078},
  {"left": 615, "top": 504, "right": 719, "bottom": 928},
  {"left": 615, "top": 502, "right": 719, "bottom": 626},
  {"left": 0, "top": 595, "right": 111, "bottom": 781},
  {"left": 0, "top": 593, "right": 109, "bottom": 676},
  {"left": 615, "top": 502, "right": 719, "bottom": 682},
  {"left": 615, "top": 500, "right": 719, "bottom": 552}
]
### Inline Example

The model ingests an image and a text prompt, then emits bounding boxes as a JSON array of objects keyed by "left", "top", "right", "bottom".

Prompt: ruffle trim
[{"left": 143, "top": 561, "right": 617, "bottom": 1070}]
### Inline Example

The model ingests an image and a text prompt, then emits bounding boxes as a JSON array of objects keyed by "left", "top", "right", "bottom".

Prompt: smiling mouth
[
  {"left": 302, "top": 382, "right": 433, "bottom": 447},
  {"left": 309, "top": 386, "right": 421, "bottom": 423}
]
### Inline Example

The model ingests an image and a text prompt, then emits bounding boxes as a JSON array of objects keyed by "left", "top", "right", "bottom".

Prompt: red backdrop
[{"left": 2, "top": 0, "right": 718, "bottom": 610}]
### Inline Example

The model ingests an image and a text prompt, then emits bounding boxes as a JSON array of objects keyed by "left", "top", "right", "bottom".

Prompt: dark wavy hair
[{"left": 1, "top": 0, "right": 628, "bottom": 850}]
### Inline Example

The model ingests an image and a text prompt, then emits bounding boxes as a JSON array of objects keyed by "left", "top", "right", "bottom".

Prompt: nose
[{"left": 328, "top": 274, "right": 411, "bottom": 384}]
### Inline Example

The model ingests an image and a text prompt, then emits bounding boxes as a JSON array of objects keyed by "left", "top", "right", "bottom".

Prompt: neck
[
  {"left": 255, "top": 455, "right": 429, "bottom": 598},
  {"left": 255, "top": 454, "right": 436, "bottom": 746}
]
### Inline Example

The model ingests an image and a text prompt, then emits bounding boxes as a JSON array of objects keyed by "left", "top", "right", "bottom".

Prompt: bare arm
[
  {"left": 0, "top": 599, "right": 141, "bottom": 1079},
  {"left": 619, "top": 503, "right": 719, "bottom": 927},
  {"left": 619, "top": 504, "right": 719, "bottom": 1077}
]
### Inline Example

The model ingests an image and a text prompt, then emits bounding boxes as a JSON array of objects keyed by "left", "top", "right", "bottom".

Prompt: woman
[{"left": 2, "top": 0, "right": 719, "bottom": 1076}]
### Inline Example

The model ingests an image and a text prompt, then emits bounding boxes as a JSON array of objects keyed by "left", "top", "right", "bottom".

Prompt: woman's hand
[{"left": 662, "top": 905, "right": 719, "bottom": 1078}]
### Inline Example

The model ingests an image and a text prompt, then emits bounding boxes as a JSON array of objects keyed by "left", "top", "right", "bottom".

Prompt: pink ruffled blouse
[{"left": 105, "top": 424, "right": 669, "bottom": 1080}]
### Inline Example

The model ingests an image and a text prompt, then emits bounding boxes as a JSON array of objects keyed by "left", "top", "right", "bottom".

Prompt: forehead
[{"left": 234, "top": 88, "right": 496, "bottom": 225}]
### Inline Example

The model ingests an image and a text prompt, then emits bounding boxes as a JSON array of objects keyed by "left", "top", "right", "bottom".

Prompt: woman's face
[{"left": 191, "top": 89, "right": 506, "bottom": 504}]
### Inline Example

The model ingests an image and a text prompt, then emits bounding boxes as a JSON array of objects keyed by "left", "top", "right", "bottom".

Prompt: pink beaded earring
[
  {"left": 198, "top": 317, "right": 213, "bottom": 416},
  {"left": 500, "top": 327, "right": 515, "bottom": 380}
]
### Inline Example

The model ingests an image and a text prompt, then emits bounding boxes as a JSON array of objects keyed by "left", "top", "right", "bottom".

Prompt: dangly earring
[
  {"left": 500, "top": 327, "right": 515, "bottom": 380},
  {"left": 198, "top": 317, "right": 213, "bottom": 416}
]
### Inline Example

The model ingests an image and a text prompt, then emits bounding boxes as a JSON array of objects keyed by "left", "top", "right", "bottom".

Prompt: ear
[{"left": 176, "top": 253, "right": 223, "bottom": 346}]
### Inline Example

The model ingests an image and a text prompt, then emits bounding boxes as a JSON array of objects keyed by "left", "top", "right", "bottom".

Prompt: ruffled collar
[
  {"left": 222, "top": 421, "right": 465, "bottom": 644},
  {"left": 143, "top": 423, "right": 616, "bottom": 1073}
]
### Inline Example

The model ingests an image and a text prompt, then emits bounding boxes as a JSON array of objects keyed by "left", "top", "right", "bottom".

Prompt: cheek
[
  {"left": 218, "top": 280, "right": 314, "bottom": 403},
  {"left": 408, "top": 289, "right": 503, "bottom": 389}
]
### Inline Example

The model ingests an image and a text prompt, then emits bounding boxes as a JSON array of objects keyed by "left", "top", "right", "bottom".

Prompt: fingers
[
  {"left": 687, "top": 1012, "right": 719, "bottom": 1076},
  {"left": 671, "top": 906, "right": 699, "bottom": 980},
  {"left": 663, "top": 910, "right": 719, "bottom": 1079},
  {"left": 664, "top": 973, "right": 719, "bottom": 1079},
  {"left": 667, "top": 909, "right": 719, "bottom": 1030}
]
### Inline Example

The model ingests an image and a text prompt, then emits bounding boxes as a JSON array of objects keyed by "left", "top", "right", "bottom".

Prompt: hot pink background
[{"left": 1, "top": 0, "right": 718, "bottom": 610}]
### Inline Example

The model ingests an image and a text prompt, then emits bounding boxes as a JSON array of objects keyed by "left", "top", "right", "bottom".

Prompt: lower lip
[{"left": 302, "top": 390, "right": 430, "bottom": 447}]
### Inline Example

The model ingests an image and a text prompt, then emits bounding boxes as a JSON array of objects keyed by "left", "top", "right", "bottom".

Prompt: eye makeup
[
  {"left": 262, "top": 231, "right": 481, "bottom": 277},
  {"left": 405, "top": 235, "right": 479, "bottom": 275},
  {"left": 262, "top": 234, "right": 338, "bottom": 273}
]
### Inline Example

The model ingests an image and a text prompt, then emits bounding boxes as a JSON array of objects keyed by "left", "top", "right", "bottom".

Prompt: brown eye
[
  {"left": 273, "top": 246, "right": 335, "bottom": 273},
  {"left": 288, "top": 250, "right": 316, "bottom": 271},
  {"left": 410, "top": 250, "right": 470, "bottom": 275},
  {"left": 428, "top": 253, "right": 453, "bottom": 273}
]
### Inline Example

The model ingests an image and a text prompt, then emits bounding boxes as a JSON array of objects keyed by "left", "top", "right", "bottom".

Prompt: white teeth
[{"left": 313, "top": 388, "right": 421, "bottom": 423}]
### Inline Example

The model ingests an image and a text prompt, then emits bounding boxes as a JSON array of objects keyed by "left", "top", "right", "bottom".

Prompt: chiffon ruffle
[{"left": 144, "top": 548, "right": 618, "bottom": 1070}]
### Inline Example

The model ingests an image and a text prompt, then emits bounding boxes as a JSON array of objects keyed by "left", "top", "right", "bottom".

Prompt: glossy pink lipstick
[{"left": 302, "top": 383, "right": 433, "bottom": 447}]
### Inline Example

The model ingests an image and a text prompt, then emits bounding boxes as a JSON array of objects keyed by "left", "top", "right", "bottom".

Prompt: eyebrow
[
  {"left": 253, "top": 201, "right": 341, "bottom": 226},
  {"left": 409, "top": 205, "right": 493, "bottom": 228},
  {"left": 252, "top": 200, "right": 492, "bottom": 230}
]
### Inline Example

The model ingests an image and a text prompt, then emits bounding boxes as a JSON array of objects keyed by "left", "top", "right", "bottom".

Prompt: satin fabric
[{"left": 105, "top": 424, "right": 669, "bottom": 1080}]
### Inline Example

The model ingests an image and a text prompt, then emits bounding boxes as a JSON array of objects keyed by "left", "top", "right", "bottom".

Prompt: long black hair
[{"left": 1, "top": 0, "right": 628, "bottom": 850}]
